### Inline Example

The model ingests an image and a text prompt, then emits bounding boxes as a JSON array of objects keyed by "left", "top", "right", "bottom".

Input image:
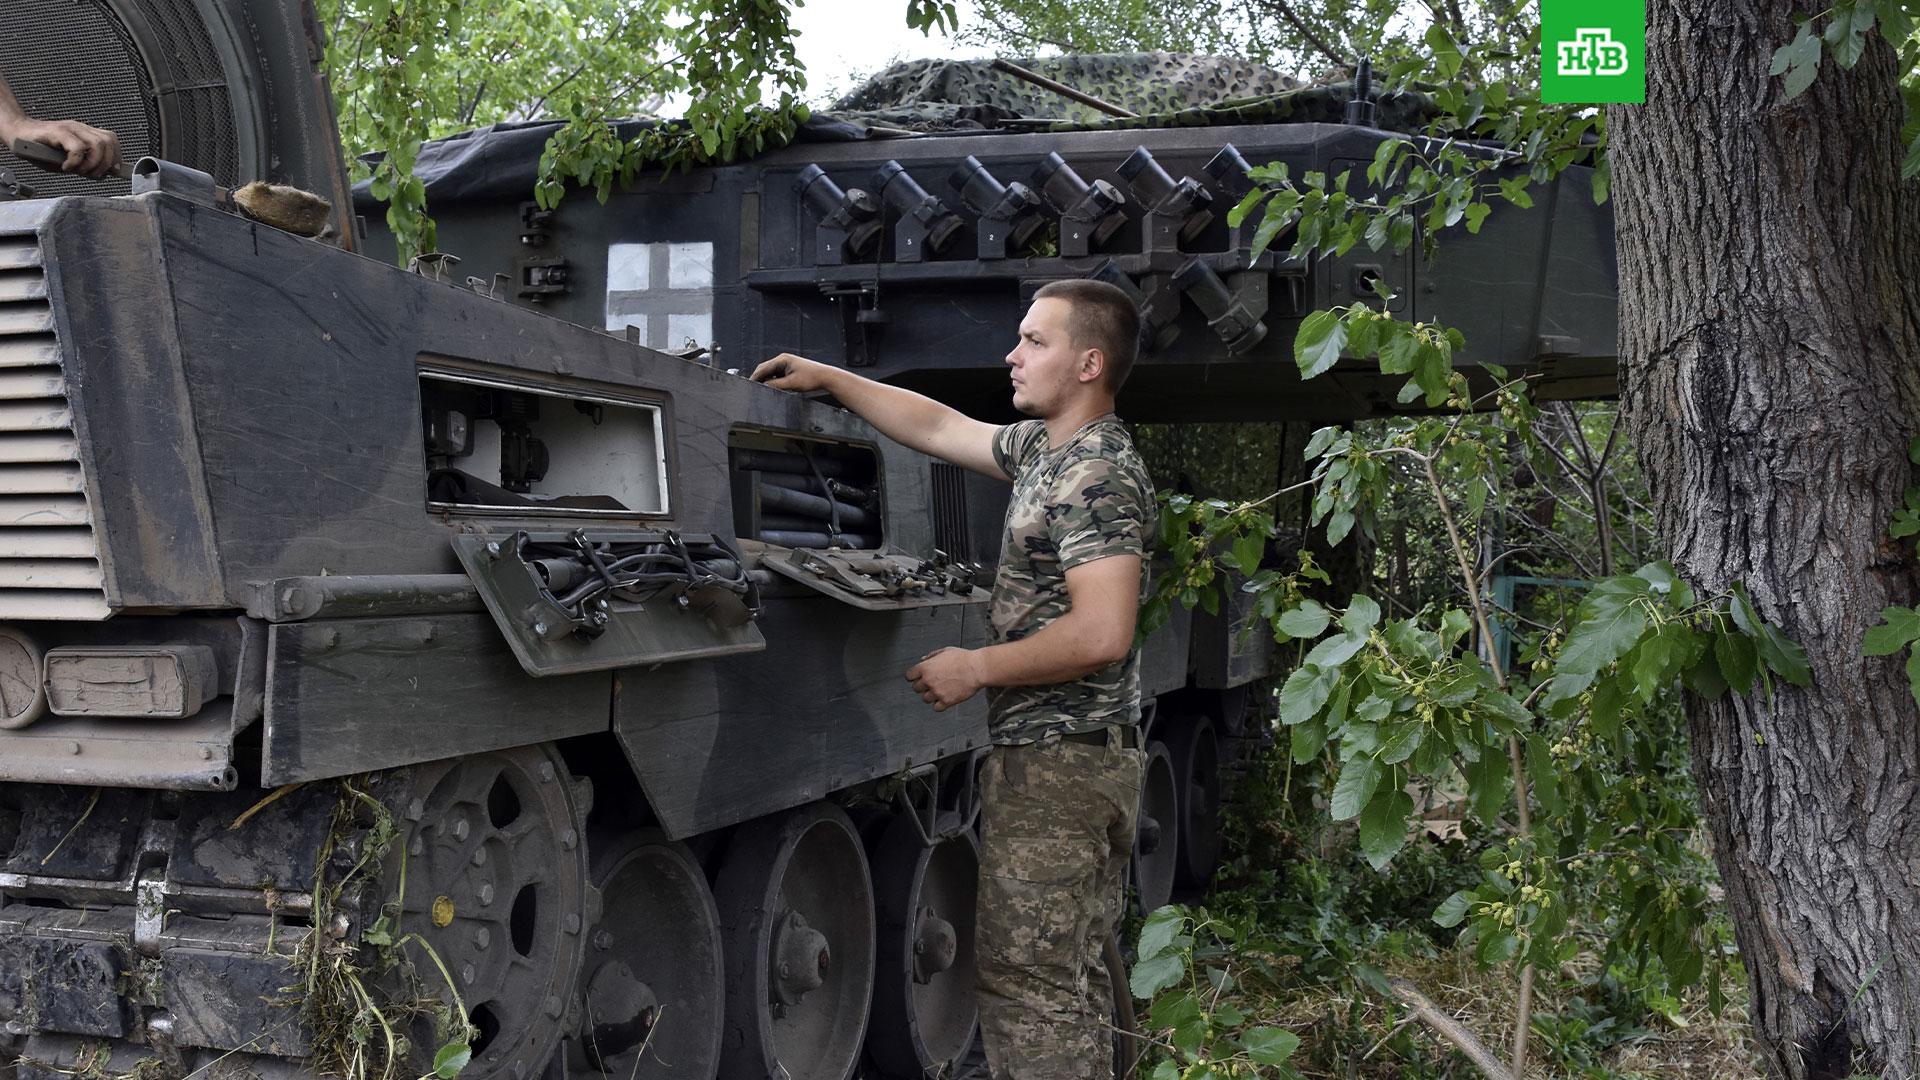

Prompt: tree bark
[{"left": 1611, "top": 3, "right": 1920, "bottom": 1077}]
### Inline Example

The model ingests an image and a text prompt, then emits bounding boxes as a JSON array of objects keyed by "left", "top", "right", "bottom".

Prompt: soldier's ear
[{"left": 1078, "top": 347, "right": 1106, "bottom": 385}]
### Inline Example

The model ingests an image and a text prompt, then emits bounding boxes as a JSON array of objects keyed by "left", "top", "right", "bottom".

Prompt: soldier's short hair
[{"left": 1033, "top": 279, "right": 1141, "bottom": 392}]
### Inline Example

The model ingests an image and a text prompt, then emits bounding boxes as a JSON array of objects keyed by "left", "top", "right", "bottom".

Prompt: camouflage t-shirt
[{"left": 986, "top": 416, "right": 1153, "bottom": 745}]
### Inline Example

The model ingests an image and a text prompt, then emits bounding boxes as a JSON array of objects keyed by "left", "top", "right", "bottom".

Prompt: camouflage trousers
[{"left": 976, "top": 729, "right": 1144, "bottom": 1080}]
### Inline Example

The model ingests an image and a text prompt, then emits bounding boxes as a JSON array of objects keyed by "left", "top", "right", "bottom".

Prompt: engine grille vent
[
  {"left": 931, "top": 462, "right": 971, "bottom": 562},
  {"left": 0, "top": 0, "right": 239, "bottom": 198},
  {"left": 0, "top": 232, "right": 110, "bottom": 619}
]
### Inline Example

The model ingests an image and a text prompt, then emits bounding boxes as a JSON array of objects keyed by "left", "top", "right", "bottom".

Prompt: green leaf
[
  {"left": 1291, "top": 717, "right": 1328, "bottom": 762},
  {"left": 1884, "top": 0, "right": 1915, "bottom": 42},
  {"left": 1478, "top": 688, "right": 1533, "bottom": 732},
  {"left": 1367, "top": 135, "right": 1401, "bottom": 185},
  {"left": 1476, "top": 928, "right": 1520, "bottom": 965},
  {"left": 1388, "top": 212, "right": 1416, "bottom": 251},
  {"left": 1358, "top": 787, "right": 1413, "bottom": 868},
  {"left": 1342, "top": 594, "right": 1382, "bottom": 634},
  {"left": 1825, "top": 0, "right": 1876, "bottom": 67},
  {"left": 1425, "top": 22, "right": 1464, "bottom": 79},
  {"left": 1714, "top": 627, "right": 1759, "bottom": 693},
  {"left": 1775, "top": 25, "right": 1823, "bottom": 98},
  {"left": 433, "top": 1042, "right": 472, "bottom": 1080},
  {"left": 1757, "top": 623, "right": 1813, "bottom": 686},
  {"left": 1302, "top": 425, "right": 1340, "bottom": 460},
  {"left": 1905, "top": 646, "right": 1920, "bottom": 712},
  {"left": 1229, "top": 530, "right": 1266, "bottom": 576},
  {"left": 1137, "top": 905, "right": 1186, "bottom": 961},
  {"left": 1465, "top": 744, "right": 1510, "bottom": 823},
  {"left": 1463, "top": 202, "right": 1491, "bottom": 234},
  {"left": 1331, "top": 756, "right": 1381, "bottom": 821},
  {"left": 1149, "top": 987, "right": 1202, "bottom": 1031},
  {"left": 1627, "top": 623, "right": 1685, "bottom": 701},
  {"left": 1685, "top": 647, "right": 1731, "bottom": 699},
  {"left": 1277, "top": 600, "right": 1332, "bottom": 639},
  {"left": 1241, "top": 1026, "right": 1302, "bottom": 1066},
  {"left": 1279, "top": 666, "right": 1336, "bottom": 725},
  {"left": 1294, "top": 309, "right": 1348, "bottom": 379},
  {"left": 1173, "top": 1010, "right": 1209, "bottom": 1058},
  {"left": 1149, "top": 1062, "right": 1180, "bottom": 1080},
  {"left": 1305, "top": 630, "right": 1368, "bottom": 668},
  {"left": 1130, "top": 952, "right": 1185, "bottom": 999},
  {"left": 1527, "top": 736, "right": 1564, "bottom": 818},
  {"left": 1378, "top": 717, "right": 1427, "bottom": 765},
  {"left": 1557, "top": 590, "right": 1650, "bottom": 676},
  {"left": 1249, "top": 190, "right": 1300, "bottom": 261},
  {"left": 1864, "top": 607, "right": 1920, "bottom": 656},
  {"left": 1326, "top": 509, "right": 1356, "bottom": 546},
  {"left": 1378, "top": 329, "right": 1422, "bottom": 375},
  {"left": 1432, "top": 890, "right": 1474, "bottom": 928},
  {"left": 1345, "top": 308, "right": 1385, "bottom": 357},
  {"left": 1226, "top": 186, "right": 1267, "bottom": 229},
  {"left": 1364, "top": 212, "right": 1392, "bottom": 252}
]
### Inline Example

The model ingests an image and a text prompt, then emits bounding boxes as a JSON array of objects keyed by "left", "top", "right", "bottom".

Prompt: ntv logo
[{"left": 1556, "top": 28, "right": 1631, "bottom": 76}]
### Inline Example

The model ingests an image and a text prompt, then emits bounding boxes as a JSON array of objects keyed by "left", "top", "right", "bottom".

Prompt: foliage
[
  {"left": 1863, "top": 437, "right": 1920, "bottom": 706},
  {"left": 1130, "top": 906, "right": 1307, "bottom": 1078},
  {"left": 1151, "top": 358, "right": 1805, "bottom": 989},
  {"left": 1127, "top": 736, "right": 1747, "bottom": 1077},
  {"left": 1762, "top": 0, "right": 1920, "bottom": 176},
  {"left": 1226, "top": 82, "right": 1607, "bottom": 284},
  {"left": 297, "top": 780, "right": 474, "bottom": 1080},
  {"left": 319, "top": 0, "right": 854, "bottom": 259},
  {"left": 959, "top": 0, "right": 1283, "bottom": 65},
  {"left": 315, "top": 0, "right": 686, "bottom": 257},
  {"left": 959, "top": 0, "right": 1542, "bottom": 84},
  {"left": 1133, "top": 16, "right": 1819, "bottom": 1067}
]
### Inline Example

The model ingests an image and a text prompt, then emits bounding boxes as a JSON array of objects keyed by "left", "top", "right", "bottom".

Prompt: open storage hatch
[{"left": 421, "top": 367, "right": 670, "bottom": 517}]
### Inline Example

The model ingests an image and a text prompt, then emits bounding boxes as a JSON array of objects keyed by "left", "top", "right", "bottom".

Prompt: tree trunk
[{"left": 1611, "top": 4, "right": 1920, "bottom": 1077}]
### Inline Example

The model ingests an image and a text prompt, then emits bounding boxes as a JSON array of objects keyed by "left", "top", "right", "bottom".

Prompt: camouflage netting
[
  {"left": 829, "top": 53, "right": 1300, "bottom": 126},
  {"left": 822, "top": 53, "right": 1438, "bottom": 136}
]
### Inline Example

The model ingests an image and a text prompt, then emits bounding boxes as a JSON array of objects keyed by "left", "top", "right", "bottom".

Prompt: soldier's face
[{"left": 1006, "top": 298, "right": 1098, "bottom": 416}]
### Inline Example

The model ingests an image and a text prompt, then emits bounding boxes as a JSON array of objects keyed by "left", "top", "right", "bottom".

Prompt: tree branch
[
  {"left": 1388, "top": 978, "right": 1517, "bottom": 1080},
  {"left": 1251, "top": 0, "right": 1350, "bottom": 71},
  {"left": 1421, "top": 452, "right": 1535, "bottom": 1078}
]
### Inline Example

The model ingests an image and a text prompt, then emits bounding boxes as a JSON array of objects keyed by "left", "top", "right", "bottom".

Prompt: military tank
[{"left": 0, "top": 6, "right": 1618, "bottom": 1080}]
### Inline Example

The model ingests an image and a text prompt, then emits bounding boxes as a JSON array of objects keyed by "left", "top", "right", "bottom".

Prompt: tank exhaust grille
[{"left": 0, "top": 232, "right": 110, "bottom": 619}]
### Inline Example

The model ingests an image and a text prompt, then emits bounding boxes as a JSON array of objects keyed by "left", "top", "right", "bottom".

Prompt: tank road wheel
[
  {"left": 396, "top": 745, "right": 593, "bottom": 1080},
  {"left": 1131, "top": 741, "right": 1179, "bottom": 916},
  {"left": 582, "top": 831, "right": 724, "bottom": 1080},
  {"left": 1168, "top": 715, "right": 1224, "bottom": 890},
  {"left": 867, "top": 813, "right": 979, "bottom": 1077},
  {"left": 716, "top": 802, "right": 876, "bottom": 1080}
]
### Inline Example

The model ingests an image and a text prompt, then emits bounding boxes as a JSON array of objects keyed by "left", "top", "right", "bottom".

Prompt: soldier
[
  {"left": 752, "top": 278, "right": 1152, "bottom": 1080},
  {"left": 0, "top": 68, "right": 121, "bottom": 177}
]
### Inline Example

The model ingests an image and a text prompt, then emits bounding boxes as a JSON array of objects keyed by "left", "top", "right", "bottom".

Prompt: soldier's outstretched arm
[
  {"left": 0, "top": 69, "right": 120, "bottom": 177},
  {"left": 751, "top": 352, "right": 1007, "bottom": 480}
]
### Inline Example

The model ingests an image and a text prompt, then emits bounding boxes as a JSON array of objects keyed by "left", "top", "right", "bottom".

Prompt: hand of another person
[
  {"left": 905, "top": 647, "right": 985, "bottom": 712},
  {"left": 7, "top": 117, "right": 120, "bottom": 178},
  {"left": 750, "top": 352, "right": 834, "bottom": 393}
]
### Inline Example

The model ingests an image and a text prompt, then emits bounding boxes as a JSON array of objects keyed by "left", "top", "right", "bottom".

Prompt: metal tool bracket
[
  {"left": 763, "top": 547, "right": 987, "bottom": 611},
  {"left": 453, "top": 529, "right": 766, "bottom": 677}
]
